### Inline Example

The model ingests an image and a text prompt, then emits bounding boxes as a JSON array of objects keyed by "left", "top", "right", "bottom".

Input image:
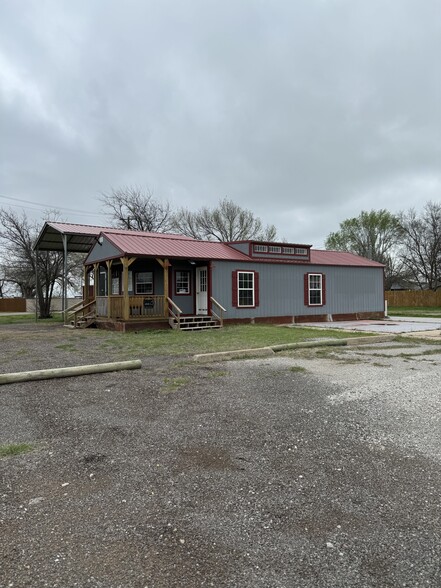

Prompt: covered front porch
[{"left": 69, "top": 256, "right": 225, "bottom": 330}]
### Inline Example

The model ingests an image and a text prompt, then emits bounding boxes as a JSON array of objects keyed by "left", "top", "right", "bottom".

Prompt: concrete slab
[{"left": 294, "top": 317, "right": 441, "bottom": 336}]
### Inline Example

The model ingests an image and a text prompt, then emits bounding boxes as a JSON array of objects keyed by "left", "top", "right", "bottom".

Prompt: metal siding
[
  {"left": 85, "top": 239, "right": 122, "bottom": 263},
  {"left": 211, "top": 261, "right": 384, "bottom": 318},
  {"left": 227, "top": 243, "right": 250, "bottom": 255}
]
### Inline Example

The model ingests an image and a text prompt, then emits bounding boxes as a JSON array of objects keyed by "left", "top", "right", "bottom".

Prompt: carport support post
[
  {"left": 34, "top": 248, "right": 39, "bottom": 322},
  {"left": 62, "top": 233, "right": 68, "bottom": 318}
]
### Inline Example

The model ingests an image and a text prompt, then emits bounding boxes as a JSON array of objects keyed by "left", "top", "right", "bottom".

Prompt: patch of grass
[
  {"left": 54, "top": 343, "right": 77, "bottom": 351},
  {"left": 162, "top": 376, "right": 191, "bottom": 393},
  {"left": 0, "top": 443, "right": 33, "bottom": 458},
  {"left": 290, "top": 366, "right": 307, "bottom": 373},
  {"left": 389, "top": 306, "right": 441, "bottom": 318},
  {"left": 0, "top": 313, "right": 63, "bottom": 325},
  {"left": 115, "top": 324, "right": 370, "bottom": 358}
]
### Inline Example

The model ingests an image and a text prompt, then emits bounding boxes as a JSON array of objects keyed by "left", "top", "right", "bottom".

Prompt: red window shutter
[
  {"left": 304, "top": 273, "right": 309, "bottom": 306},
  {"left": 322, "top": 274, "right": 326, "bottom": 306},
  {"left": 232, "top": 270, "right": 238, "bottom": 307},
  {"left": 254, "top": 272, "right": 259, "bottom": 307}
]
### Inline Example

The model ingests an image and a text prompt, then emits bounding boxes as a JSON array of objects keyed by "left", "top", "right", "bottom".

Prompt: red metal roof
[
  {"left": 45, "top": 222, "right": 194, "bottom": 240},
  {"left": 102, "top": 231, "right": 251, "bottom": 261},
  {"left": 99, "top": 231, "right": 383, "bottom": 267},
  {"left": 310, "top": 250, "right": 384, "bottom": 267}
]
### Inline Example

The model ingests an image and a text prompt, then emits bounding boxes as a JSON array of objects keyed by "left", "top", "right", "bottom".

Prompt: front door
[{"left": 196, "top": 266, "right": 208, "bottom": 315}]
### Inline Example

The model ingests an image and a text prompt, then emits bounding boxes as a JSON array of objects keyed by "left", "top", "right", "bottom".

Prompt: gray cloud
[{"left": 1, "top": 0, "right": 440, "bottom": 247}]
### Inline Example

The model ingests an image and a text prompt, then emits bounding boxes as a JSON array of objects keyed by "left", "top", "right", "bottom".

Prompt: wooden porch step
[
  {"left": 170, "top": 315, "right": 222, "bottom": 331},
  {"left": 180, "top": 323, "right": 221, "bottom": 330}
]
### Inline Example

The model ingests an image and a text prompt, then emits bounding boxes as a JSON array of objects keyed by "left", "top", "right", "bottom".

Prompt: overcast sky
[{"left": 1, "top": 0, "right": 440, "bottom": 247}]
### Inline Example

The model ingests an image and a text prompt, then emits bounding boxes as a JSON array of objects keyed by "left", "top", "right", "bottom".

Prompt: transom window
[
  {"left": 254, "top": 244, "right": 268, "bottom": 253},
  {"left": 308, "top": 274, "right": 323, "bottom": 305},
  {"left": 175, "top": 270, "right": 190, "bottom": 294},
  {"left": 295, "top": 247, "right": 307, "bottom": 255},
  {"left": 283, "top": 246, "right": 295, "bottom": 254},
  {"left": 238, "top": 271, "right": 255, "bottom": 307},
  {"left": 268, "top": 245, "right": 281, "bottom": 253},
  {"left": 135, "top": 271, "right": 153, "bottom": 294}
]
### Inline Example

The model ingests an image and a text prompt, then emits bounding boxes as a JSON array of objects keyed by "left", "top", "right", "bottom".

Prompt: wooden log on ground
[{"left": 0, "top": 360, "right": 142, "bottom": 386}]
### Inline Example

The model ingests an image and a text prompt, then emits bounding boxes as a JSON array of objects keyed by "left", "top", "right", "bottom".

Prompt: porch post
[
  {"left": 83, "top": 266, "right": 89, "bottom": 304},
  {"left": 121, "top": 257, "right": 136, "bottom": 321},
  {"left": 93, "top": 263, "right": 99, "bottom": 315},
  {"left": 106, "top": 260, "right": 112, "bottom": 318},
  {"left": 156, "top": 258, "right": 170, "bottom": 317}
]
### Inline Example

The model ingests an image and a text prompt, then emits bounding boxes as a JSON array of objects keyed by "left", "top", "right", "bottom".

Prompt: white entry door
[{"left": 196, "top": 266, "right": 208, "bottom": 315}]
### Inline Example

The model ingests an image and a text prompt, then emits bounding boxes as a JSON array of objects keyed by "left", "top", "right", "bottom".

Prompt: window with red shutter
[
  {"left": 304, "top": 273, "right": 325, "bottom": 306},
  {"left": 232, "top": 270, "right": 259, "bottom": 308}
]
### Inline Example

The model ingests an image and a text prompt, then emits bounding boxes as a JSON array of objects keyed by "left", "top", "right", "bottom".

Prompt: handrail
[
  {"left": 63, "top": 299, "right": 85, "bottom": 323},
  {"left": 167, "top": 296, "right": 182, "bottom": 329},
  {"left": 68, "top": 299, "right": 96, "bottom": 328},
  {"left": 210, "top": 297, "right": 226, "bottom": 312},
  {"left": 210, "top": 296, "right": 226, "bottom": 327}
]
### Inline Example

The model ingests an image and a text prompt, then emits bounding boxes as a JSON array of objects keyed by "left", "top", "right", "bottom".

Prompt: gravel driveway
[{"left": 1, "top": 324, "right": 440, "bottom": 587}]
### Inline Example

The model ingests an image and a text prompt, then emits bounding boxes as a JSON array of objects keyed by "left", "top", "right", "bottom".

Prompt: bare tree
[
  {"left": 173, "top": 197, "right": 277, "bottom": 242},
  {"left": 101, "top": 186, "right": 174, "bottom": 232},
  {"left": 0, "top": 208, "right": 81, "bottom": 317},
  {"left": 399, "top": 202, "right": 441, "bottom": 290}
]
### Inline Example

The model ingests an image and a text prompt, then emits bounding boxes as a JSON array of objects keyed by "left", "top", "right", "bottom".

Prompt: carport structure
[{"left": 34, "top": 222, "right": 117, "bottom": 315}]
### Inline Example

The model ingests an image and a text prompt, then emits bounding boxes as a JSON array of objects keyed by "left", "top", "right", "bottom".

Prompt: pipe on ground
[{"left": 0, "top": 360, "right": 142, "bottom": 386}]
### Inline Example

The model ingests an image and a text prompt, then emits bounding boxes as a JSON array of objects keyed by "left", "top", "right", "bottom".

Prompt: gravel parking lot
[{"left": 1, "top": 324, "right": 440, "bottom": 587}]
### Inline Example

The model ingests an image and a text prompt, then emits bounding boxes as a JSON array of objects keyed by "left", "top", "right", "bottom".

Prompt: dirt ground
[{"left": 1, "top": 324, "right": 440, "bottom": 587}]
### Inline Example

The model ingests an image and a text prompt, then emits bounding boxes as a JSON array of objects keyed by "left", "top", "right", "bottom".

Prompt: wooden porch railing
[
  {"left": 128, "top": 295, "right": 166, "bottom": 318},
  {"left": 95, "top": 295, "right": 167, "bottom": 320},
  {"left": 210, "top": 296, "right": 226, "bottom": 327},
  {"left": 167, "top": 297, "right": 182, "bottom": 329}
]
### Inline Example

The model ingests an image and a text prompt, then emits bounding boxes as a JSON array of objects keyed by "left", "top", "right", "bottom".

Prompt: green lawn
[
  {"left": 0, "top": 313, "right": 63, "bottom": 325},
  {"left": 101, "top": 324, "right": 371, "bottom": 357},
  {"left": 389, "top": 306, "right": 441, "bottom": 318}
]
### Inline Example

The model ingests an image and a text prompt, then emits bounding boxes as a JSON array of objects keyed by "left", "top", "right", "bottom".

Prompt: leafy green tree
[{"left": 325, "top": 210, "right": 403, "bottom": 289}]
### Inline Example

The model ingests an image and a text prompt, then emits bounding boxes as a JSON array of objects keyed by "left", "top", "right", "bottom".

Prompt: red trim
[
  {"left": 232, "top": 269, "right": 259, "bottom": 308},
  {"left": 232, "top": 270, "right": 238, "bottom": 307},
  {"left": 304, "top": 272, "right": 326, "bottom": 307},
  {"left": 254, "top": 271, "right": 260, "bottom": 307},
  {"left": 174, "top": 269, "right": 191, "bottom": 296},
  {"left": 208, "top": 262, "right": 213, "bottom": 315}
]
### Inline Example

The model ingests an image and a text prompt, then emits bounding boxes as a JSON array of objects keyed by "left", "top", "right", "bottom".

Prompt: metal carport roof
[{"left": 34, "top": 222, "right": 117, "bottom": 253}]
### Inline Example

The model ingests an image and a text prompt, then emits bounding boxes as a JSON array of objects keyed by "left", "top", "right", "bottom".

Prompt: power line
[{"left": 0, "top": 193, "right": 104, "bottom": 217}]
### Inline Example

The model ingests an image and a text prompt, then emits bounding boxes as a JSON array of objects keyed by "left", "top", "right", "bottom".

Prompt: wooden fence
[
  {"left": 385, "top": 290, "right": 441, "bottom": 307},
  {"left": 0, "top": 298, "right": 27, "bottom": 312}
]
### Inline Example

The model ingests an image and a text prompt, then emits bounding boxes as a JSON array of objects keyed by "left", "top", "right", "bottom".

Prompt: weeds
[
  {"left": 162, "top": 376, "right": 191, "bottom": 393},
  {"left": 0, "top": 443, "right": 33, "bottom": 458}
]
